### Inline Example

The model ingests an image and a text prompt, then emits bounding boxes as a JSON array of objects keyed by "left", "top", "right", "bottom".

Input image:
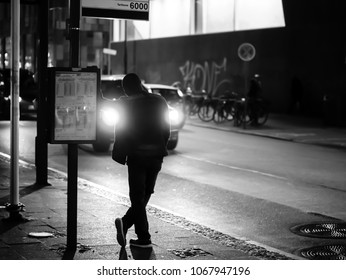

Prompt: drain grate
[
  {"left": 290, "top": 222, "right": 346, "bottom": 238},
  {"left": 298, "top": 244, "right": 346, "bottom": 260}
]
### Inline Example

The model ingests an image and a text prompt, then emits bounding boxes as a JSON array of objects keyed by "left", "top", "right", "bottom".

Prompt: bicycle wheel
[
  {"left": 257, "top": 104, "right": 269, "bottom": 125},
  {"left": 234, "top": 103, "right": 252, "bottom": 127},
  {"left": 198, "top": 103, "right": 215, "bottom": 122},
  {"left": 189, "top": 104, "right": 198, "bottom": 116},
  {"left": 213, "top": 107, "right": 228, "bottom": 123},
  {"left": 239, "top": 110, "right": 251, "bottom": 125},
  {"left": 232, "top": 103, "right": 244, "bottom": 127},
  {"left": 225, "top": 102, "right": 236, "bottom": 121}
]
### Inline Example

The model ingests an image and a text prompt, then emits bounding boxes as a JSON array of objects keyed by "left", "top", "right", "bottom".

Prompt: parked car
[
  {"left": 143, "top": 83, "right": 186, "bottom": 129},
  {"left": 0, "top": 69, "right": 38, "bottom": 120},
  {"left": 93, "top": 75, "right": 181, "bottom": 152}
]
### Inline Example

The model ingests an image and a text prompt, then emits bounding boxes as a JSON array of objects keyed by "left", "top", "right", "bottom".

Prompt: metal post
[
  {"left": 233, "top": 0, "right": 237, "bottom": 31},
  {"left": 35, "top": 0, "right": 49, "bottom": 186},
  {"left": 66, "top": 0, "right": 80, "bottom": 251},
  {"left": 69, "top": 0, "right": 81, "bottom": 67},
  {"left": 107, "top": 20, "right": 113, "bottom": 75},
  {"left": 67, "top": 144, "right": 78, "bottom": 250},
  {"left": 1, "top": 38, "right": 5, "bottom": 69},
  {"left": 124, "top": 20, "right": 127, "bottom": 74},
  {"left": 7, "top": 0, "right": 24, "bottom": 219},
  {"left": 243, "top": 62, "right": 249, "bottom": 129}
]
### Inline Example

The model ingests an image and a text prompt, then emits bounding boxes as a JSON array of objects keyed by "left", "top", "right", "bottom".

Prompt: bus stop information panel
[{"left": 48, "top": 67, "right": 99, "bottom": 144}]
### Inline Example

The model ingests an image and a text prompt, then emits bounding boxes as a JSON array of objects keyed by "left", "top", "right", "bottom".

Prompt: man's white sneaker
[{"left": 115, "top": 218, "right": 126, "bottom": 247}]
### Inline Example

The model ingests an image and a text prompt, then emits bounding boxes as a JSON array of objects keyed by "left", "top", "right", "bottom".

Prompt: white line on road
[{"left": 180, "top": 154, "right": 288, "bottom": 181}]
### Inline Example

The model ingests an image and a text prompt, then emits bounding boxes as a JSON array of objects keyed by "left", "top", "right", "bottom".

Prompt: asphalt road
[{"left": 1, "top": 120, "right": 345, "bottom": 257}]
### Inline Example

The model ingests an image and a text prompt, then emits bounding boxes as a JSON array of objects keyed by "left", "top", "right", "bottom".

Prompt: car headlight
[
  {"left": 100, "top": 107, "right": 119, "bottom": 126},
  {"left": 169, "top": 108, "right": 182, "bottom": 126}
]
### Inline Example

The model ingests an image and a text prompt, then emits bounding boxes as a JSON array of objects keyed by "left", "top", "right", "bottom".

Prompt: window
[
  {"left": 234, "top": 0, "right": 285, "bottom": 31},
  {"left": 114, "top": 0, "right": 285, "bottom": 41},
  {"left": 125, "top": 0, "right": 192, "bottom": 41},
  {"left": 197, "top": 0, "right": 285, "bottom": 33}
]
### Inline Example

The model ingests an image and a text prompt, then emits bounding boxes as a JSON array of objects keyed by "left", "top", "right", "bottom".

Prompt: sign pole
[
  {"left": 124, "top": 20, "right": 128, "bottom": 74},
  {"left": 10, "top": 0, "right": 20, "bottom": 207},
  {"left": 66, "top": 0, "right": 81, "bottom": 252},
  {"left": 49, "top": 67, "right": 98, "bottom": 256},
  {"left": 243, "top": 61, "right": 249, "bottom": 129},
  {"left": 67, "top": 144, "right": 78, "bottom": 251},
  {"left": 7, "top": 0, "right": 24, "bottom": 220},
  {"left": 237, "top": 43, "right": 256, "bottom": 129},
  {"left": 35, "top": 0, "right": 50, "bottom": 187}
]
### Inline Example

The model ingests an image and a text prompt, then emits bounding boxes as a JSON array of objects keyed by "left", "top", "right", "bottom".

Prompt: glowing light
[
  {"left": 169, "top": 107, "right": 183, "bottom": 126},
  {"left": 101, "top": 107, "right": 119, "bottom": 126}
]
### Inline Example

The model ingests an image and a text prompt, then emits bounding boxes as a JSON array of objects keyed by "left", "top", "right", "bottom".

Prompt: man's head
[{"left": 122, "top": 73, "right": 143, "bottom": 96}]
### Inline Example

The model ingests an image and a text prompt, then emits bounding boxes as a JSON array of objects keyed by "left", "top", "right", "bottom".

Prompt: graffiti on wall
[{"left": 173, "top": 58, "right": 233, "bottom": 97}]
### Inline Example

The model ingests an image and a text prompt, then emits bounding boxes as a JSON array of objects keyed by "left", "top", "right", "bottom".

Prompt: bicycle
[
  {"left": 232, "top": 93, "right": 269, "bottom": 128},
  {"left": 233, "top": 96, "right": 248, "bottom": 127},
  {"left": 213, "top": 95, "right": 237, "bottom": 124},
  {"left": 184, "top": 95, "right": 205, "bottom": 117},
  {"left": 197, "top": 96, "right": 219, "bottom": 122}
]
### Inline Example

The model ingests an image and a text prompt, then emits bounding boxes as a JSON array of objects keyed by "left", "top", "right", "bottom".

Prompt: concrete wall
[
  {"left": 111, "top": 29, "right": 291, "bottom": 112},
  {"left": 110, "top": 0, "right": 346, "bottom": 121}
]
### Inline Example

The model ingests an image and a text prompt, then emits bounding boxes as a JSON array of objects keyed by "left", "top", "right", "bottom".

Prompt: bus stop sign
[{"left": 82, "top": 0, "right": 150, "bottom": 21}]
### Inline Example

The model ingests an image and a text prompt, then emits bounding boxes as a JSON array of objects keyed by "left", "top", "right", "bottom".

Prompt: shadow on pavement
[
  {"left": 0, "top": 183, "right": 50, "bottom": 207},
  {"left": 118, "top": 246, "right": 157, "bottom": 260},
  {"left": 130, "top": 246, "right": 156, "bottom": 260},
  {"left": 0, "top": 215, "right": 29, "bottom": 235}
]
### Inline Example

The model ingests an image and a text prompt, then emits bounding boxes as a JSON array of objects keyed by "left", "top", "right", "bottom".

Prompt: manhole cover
[
  {"left": 298, "top": 244, "right": 346, "bottom": 260},
  {"left": 290, "top": 222, "right": 346, "bottom": 238}
]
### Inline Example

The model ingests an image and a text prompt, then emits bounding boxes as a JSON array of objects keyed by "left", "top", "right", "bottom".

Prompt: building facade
[{"left": 110, "top": 0, "right": 346, "bottom": 122}]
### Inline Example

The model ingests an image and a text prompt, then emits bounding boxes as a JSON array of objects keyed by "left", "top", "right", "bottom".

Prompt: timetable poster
[{"left": 54, "top": 71, "right": 97, "bottom": 142}]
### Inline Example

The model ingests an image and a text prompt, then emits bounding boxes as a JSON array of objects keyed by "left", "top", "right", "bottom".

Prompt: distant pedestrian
[
  {"left": 247, "top": 74, "right": 262, "bottom": 125},
  {"left": 288, "top": 76, "right": 304, "bottom": 114},
  {"left": 113, "top": 73, "right": 170, "bottom": 248}
]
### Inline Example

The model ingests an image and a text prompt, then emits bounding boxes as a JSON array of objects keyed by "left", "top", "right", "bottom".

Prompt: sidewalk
[
  {"left": 1, "top": 113, "right": 344, "bottom": 260},
  {"left": 0, "top": 154, "right": 293, "bottom": 260}
]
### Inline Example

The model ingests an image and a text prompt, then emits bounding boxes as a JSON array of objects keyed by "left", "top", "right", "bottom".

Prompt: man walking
[
  {"left": 247, "top": 74, "right": 262, "bottom": 126},
  {"left": 113, "top": 73, "right": 170, "bottom": 248}
]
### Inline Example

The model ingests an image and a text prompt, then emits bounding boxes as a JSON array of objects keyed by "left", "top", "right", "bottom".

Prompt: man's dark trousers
[{"left": 122, "top": 155, "right": 163, "bottom": 241}]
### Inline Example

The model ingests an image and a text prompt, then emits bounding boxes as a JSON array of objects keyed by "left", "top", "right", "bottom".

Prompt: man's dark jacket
[{"left": 112, "top": 92, "right": 170, "bottom": 164}]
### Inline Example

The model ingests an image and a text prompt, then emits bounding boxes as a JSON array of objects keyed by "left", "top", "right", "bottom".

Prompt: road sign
[
  {"left": 238, "top": 43, "right": 256, "bottom": 62},
  {"left": 82, "top": 0, "right": 150, "bottom": 21}
]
